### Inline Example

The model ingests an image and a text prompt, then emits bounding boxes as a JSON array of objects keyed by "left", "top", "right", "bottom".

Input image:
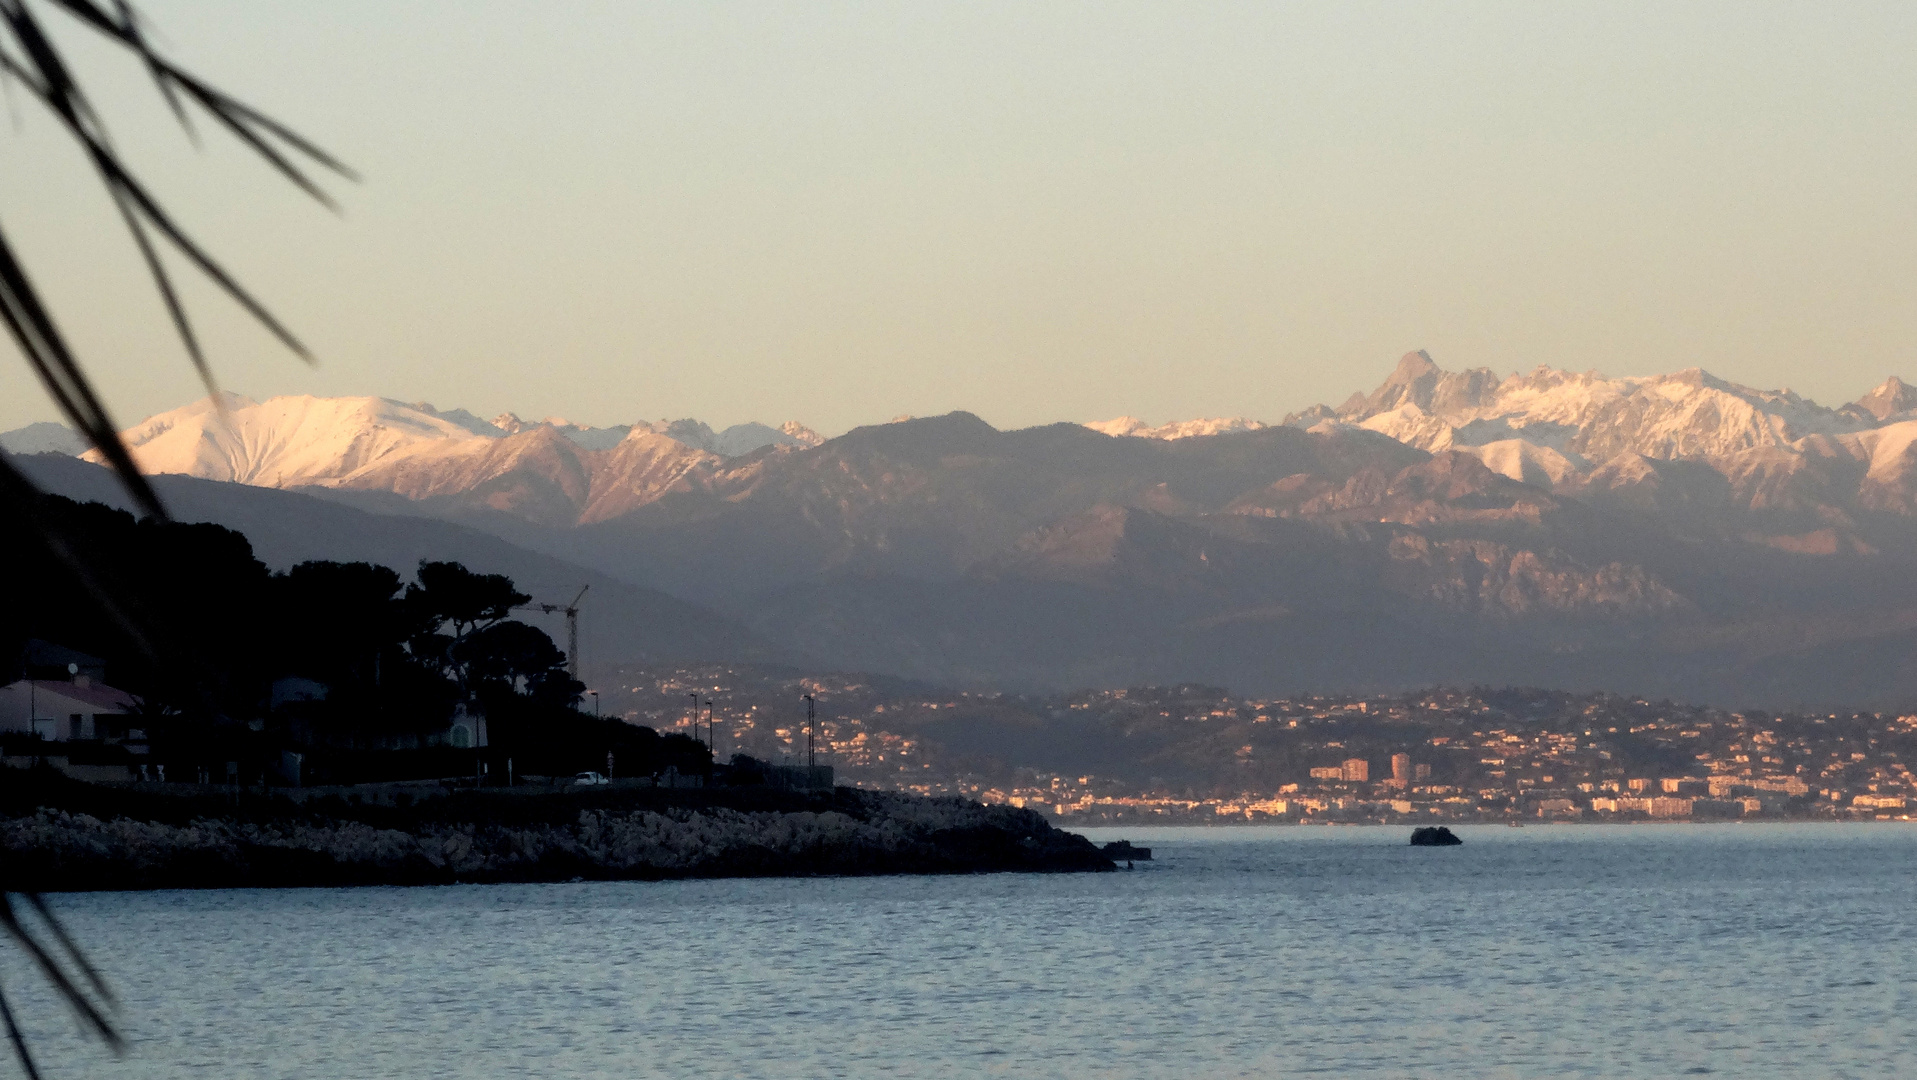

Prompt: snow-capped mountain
[
  {"left": 1094, "top": 350, "right": 1917, "bottom": 521},
  {"left": 19, "top": 354, "right": 1916, "bottom": 532},
  {"left": 1848, "top": 375, "right": 1917, "bottom": 422},
  {"left": 481, "top": 413, "right": 828, "bottom": 456},
  {"left": 53, "top": 394, "right": 824, "bottom": 526},
  {"left": 1308, "top": 350, "right": 1874, "bottom": 460},
  {"left": 98, "top": 393, "right": 498, "bottom": 487},
  {"left": 1085, "top": 416, "right": 1270, "bottom": 440},
  {"left": 488, "top": 412, "right": 632, "bottom": 451},
  {"left": 21, "top": 353, "right": 1917, "bottom": 706}
]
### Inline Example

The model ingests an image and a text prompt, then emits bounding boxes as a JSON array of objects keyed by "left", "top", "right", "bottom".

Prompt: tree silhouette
[
  {"left": 462, "top": 620, "right": 578, "bottom": 704},
  {"left": 406, "top": 562, "right": 532, "bottom": 697},
  {"left": 409, "top": 562, "right": 530, "bottom": 644}
]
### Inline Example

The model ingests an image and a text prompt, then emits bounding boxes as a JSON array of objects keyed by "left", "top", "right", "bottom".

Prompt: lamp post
[
  {"left": 704, "top": 699, "right": 714, "bottom": 755},
  {"left": 687, "top": 693, "right": 698, "bottom": 740},
  {"left": 588, "top": 690, "right": 599, "bottom": 718},
  {"left": 803, "top": 693, "right": 816, "bottom": 768}
]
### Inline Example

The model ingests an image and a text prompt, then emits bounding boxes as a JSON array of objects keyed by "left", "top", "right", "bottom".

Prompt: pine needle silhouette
[{"left": 0, "top": 2, "right": 352, "bottom": 1072}]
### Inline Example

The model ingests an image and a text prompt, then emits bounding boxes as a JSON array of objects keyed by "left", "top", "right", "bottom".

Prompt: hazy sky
[{"left": 2, "top": 0, "right": 1914, "bottom": 435}]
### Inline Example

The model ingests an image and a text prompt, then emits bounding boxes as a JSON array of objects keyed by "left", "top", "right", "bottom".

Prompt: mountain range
[{"left": 10, "top": 352, "right": 1917, "bottom": 708}]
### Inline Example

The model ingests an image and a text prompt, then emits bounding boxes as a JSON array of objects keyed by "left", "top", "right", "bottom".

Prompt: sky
[{"left": 2, "top": 0, "right": 1915, "bottom": 436}]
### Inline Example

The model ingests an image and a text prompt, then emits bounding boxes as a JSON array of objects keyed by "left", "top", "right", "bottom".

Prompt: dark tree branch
[{"left": 0, "top": 1, "right": 356, "bottom": 1070}]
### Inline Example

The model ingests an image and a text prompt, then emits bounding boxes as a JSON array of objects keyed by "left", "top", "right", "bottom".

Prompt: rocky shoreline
[{"left": 0, "top": 780, "right": 1113, "bottom": 890}]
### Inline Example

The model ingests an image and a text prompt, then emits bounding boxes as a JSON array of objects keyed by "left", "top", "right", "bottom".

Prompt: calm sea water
[{"left": 4, "top": 823, "right": 1914, "bottom": 1078}]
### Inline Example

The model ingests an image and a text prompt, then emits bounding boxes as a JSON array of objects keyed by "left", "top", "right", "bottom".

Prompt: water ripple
[{"left": 0, "top": 822, "right": 1910, "bottom": 1078}]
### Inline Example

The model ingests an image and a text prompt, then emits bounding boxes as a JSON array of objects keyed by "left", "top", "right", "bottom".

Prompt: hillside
[{"left": 13, "top": 454, "right": 776, "bottom": 669}]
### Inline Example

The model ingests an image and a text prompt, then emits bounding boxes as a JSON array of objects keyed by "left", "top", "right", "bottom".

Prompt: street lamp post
[
  {"left": 588, "top": 690, "right": 599, "bottom": 718},
  {"left": 803, "top": 693, "right": 816, "bottom": 768}
]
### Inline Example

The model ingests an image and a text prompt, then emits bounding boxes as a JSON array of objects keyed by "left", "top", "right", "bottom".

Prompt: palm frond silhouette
[{"left": 0, "top": 2, "right": 351, "bottom": 1071}]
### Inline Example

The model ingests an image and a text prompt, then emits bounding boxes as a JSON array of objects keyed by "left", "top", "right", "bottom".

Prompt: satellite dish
[{"left": 67, "top": 663, "right": 78, "bottom": 675}]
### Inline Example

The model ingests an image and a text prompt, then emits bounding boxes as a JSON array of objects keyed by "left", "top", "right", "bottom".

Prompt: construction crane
[{"left": 518, "top": 586, "right": 588, "bottom": 680}]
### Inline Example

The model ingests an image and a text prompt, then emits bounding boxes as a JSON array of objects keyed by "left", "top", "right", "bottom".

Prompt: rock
[
  {"left": 0, "top": 787, "right": 1115, "bottom": 890},
  {"left": 1409, "top": 826, "right": 1462, "bottom": 846}
]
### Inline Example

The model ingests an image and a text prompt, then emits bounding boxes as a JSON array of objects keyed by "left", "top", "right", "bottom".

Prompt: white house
[
  {"left": 0, "top": 678, "right": 139, "bottom": 742},
  {"left": 446, "top": 702, "right": 487, "bottom": 749}
]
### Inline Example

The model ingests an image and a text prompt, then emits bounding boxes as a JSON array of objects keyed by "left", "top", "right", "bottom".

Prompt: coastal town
[{"left": 600, "top": 662, "right": 1917, "bottom": 825}]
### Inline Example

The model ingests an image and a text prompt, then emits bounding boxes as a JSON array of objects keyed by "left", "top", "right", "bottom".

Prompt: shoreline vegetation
[{"left": 0, "top": 769, "right": 1113, "bottom": 891}]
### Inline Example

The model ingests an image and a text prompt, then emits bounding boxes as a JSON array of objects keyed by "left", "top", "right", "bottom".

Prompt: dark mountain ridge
[{"left": 12, "top": 454, "right": 778, "bottom": 670}]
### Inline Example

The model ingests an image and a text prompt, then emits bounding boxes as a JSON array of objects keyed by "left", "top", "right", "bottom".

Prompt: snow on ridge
[
  {"left": 1456, "top": 439, "right": 1588, "bottom": 486},
  {"left": 87, "top": 392, "right": 828, "bottom": 492},
  {"left": 85, "top": 394, "right": 484, "bottom": 488},
  {"left": 1086, "top": 416, "right": 1269, "bottom": 440},
  {"left": 1084, "top": 355, "right": 1917, "bottom": 500},
  {"left": 1320, "top": 355, "right": 1893, "bottom": 469},
  {"left": 632, "top": 418, "right": 822, "bottom": 456},
  {"left": 780, "top": 420, "right": 827, "bottom": 448}
]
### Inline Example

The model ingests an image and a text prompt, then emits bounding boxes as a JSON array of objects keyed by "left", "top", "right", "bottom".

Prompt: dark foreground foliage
[{"left": 2, "top": 493, "right": 713, "bottom": 783}]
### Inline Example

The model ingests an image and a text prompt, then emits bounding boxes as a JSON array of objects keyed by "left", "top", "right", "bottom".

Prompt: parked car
[{"left": 570, "top": 771, "right": 610, "bottom": 787}]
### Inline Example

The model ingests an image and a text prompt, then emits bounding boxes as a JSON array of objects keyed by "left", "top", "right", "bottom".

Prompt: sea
[{"left": 4, "top": 822, "right": 1913, "bottom": 1078}]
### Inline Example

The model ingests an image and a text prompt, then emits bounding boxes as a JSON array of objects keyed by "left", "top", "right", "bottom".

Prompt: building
[
  {"left": 1309, "top": 766, "right": 1344, "bottom": 780},
  {"left": 1649, "top": 796, "right": 1693, "bottom": 818},
  {"left": 0, "top": 678, "right": 139, "bottom": 742},
  {"left": 1414, "top": 763, "right": 1431, "bottom": 782},
  {"left": 1709, "top": 775, "right": 1812, "bottom": 797},
  {"left": 1598, "top": 795, "right": 1693, "bottom": 817},
  {"left": 445, "top": 702, "right": 487, "bottom": 749},
  {"left": 1389, "top": 753, "right": 1411, "bottom": 789},
  {"left": 1342, "top": 758, "right": 1369, "bottom": 782}
]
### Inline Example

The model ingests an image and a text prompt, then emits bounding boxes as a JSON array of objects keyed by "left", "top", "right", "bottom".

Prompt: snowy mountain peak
[
  {"left": 402, "top": 402, "right": 503, "bottom": 438},
  {"left": 1089, "top": 352, "right": 1917, "bottom": 494},
  {"left": 485, "top": 412, "right": 630, "bottom": 449},
  {"left": 1320, "top": 354, "right": 1875, "bottom": 464},
  {"left": 780, "top": 420, "right": 826, "bottom": 448},
  {"left": 1087, "top": 416, "right": 1270, "bottom": 440},
  {"left": 90, "top": 394, "right": 491, "bottom": 488},
  {"left": 1355, "top": 350, "right": 1504, "bottom": 421},
  {"left": 1853, "top": 376, "right": 1917, "bottom": 422},
  {"left": 74, "top": 393, "right": 824, "bottom": 494},
  {"left": 1391, "top": 348, "right": 1441, "bottom": 382},
  {"left": 636, "top": 418, "right": 822, "bottom": 456}
]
